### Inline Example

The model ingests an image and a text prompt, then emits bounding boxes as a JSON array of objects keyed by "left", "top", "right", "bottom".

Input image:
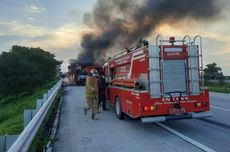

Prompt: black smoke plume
[{"left": 77, "top": 0, "right": 221, "bottom": 64}]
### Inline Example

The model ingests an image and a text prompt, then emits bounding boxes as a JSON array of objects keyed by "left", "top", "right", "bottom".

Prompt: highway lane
[
  {"left": 54, "top": 87, "right": 230, "bottom": 152},
  {"left": 162, "top": 118, "right": 230, "bottom": 152},
  {"left": 210, "top": 92, "right": 230, "bottom": 110},
  {"left": 162, "top": 92, "right": 230, "bottom": 152},
  {"left": 203, "top": 92, "right": 230, "bottom": 128},
  {"left": 54, "top": 86, "right": 202, "bottom": 152}
]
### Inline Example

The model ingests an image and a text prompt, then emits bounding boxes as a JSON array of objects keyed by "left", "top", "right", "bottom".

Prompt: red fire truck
[{"left": 104, "top": 35, "right": 212, "bottom": 123}]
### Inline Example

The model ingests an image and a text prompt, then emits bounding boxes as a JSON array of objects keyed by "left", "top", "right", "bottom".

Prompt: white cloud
[
  {"left": 0, "top": 20, "right": 48, "bottom": 37},
  {"left": 211, "top": 48, "right": 230, "bottom": 56},
  {"left": 0, "top": 20, "right": 91, "bottom": 50},
  {"left": 25, "top": 24, "right": 91, "bottom": 50},
  {"left": 28, "top": 17, "right": 34, "bottom": 21},
  {"left": 26, "top": 4, "right": 45, "bottom": 13}
]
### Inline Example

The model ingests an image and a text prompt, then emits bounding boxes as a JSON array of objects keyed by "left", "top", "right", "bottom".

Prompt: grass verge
[
  {"left": 0, "top": 79, "right": 59, "bottom": 135},
  {"left": 206, "top": 82, "right": 230, "bottom": 93}
]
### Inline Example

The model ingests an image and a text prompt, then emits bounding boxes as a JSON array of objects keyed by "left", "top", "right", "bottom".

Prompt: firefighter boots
[
  {"left": 92, "top": 114, "right": 98, "bottom": 120},
  {"left": 84, "top": 107, "right": 87, "bottom": 116}
]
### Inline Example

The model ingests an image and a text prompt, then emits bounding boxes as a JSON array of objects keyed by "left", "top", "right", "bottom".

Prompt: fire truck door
[
  {"left": 148, "top": 45, "right": 161, "bottom": 98},
  {"left": 163, "top": 60, "right": 187, "bottom": 96}
]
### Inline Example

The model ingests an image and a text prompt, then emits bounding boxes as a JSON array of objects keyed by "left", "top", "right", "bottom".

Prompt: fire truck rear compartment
[{"left": 163, "top": 59, "right": 187, "bottom": 96}]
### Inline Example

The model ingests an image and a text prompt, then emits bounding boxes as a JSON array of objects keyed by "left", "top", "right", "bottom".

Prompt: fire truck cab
[{"left": 104, "top": 35, "right": 212, "bottom": 123}]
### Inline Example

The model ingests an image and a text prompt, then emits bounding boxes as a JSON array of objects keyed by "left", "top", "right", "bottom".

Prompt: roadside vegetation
[
  {"left": 0, "top": 79, "right": 58, "bottom": 135},
  {"left": 204, "top": 62, "right": 230, "bottom": 94},
  {"left": 0, "top": 45, "right": 62, "bottom": 96},
  {"left": 0, "top": 45, "right": 62, "bottom": 135},
  {"left": 205, "top": 82, "right": 230, "bottom": 94}
]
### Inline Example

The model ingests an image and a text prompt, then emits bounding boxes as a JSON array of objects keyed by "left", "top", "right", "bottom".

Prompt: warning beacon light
[{"left": 169, "top": 37, "right": 175, "bottom": 45}]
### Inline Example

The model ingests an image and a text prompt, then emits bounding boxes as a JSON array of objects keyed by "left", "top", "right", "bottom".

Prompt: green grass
[
  {"left": 0, "top": 79, "right": 59, "bottom": 135},
  {"left": 206, "top": 82, "right": 230, "bottom": 93}
]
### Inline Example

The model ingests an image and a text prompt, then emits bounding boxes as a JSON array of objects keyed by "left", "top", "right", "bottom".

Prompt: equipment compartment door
[
  {"left": 163, "top": 60, "right": 187, "bottom": 95},
  {"left": 148, "top": 45, "right": 161, "bottom": 98}
]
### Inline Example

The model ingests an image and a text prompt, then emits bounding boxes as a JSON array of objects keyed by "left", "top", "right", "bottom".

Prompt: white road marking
[
  {"left": 156, "top": 123, "right": 216, "bottom": 152},
  {"left": 211, "top": 106, "right": 230, "bottom": 112}
]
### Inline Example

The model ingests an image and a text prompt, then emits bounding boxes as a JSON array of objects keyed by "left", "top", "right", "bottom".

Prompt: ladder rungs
[
  {"left": 149, "top": 56, "right": 160, "bottom": 58},
  {"left": 188, "top": 55, "right": 202, "bottom": 58},
  {"left": 188, "top": 67, "right": 199, "bottom": 70},
  {"left": 149, "top": 68, "right": 161, "bottom": 71},
  {"left": 149, "top": 81, "right": 162, "bottom": 84},
  {"left": 189, "top": 79, "right": 201, "bottom": 82}
]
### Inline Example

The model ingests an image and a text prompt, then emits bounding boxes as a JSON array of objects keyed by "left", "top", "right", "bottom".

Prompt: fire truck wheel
[{"left": 115, "top": 97, "right": 124, "bottom": 119}]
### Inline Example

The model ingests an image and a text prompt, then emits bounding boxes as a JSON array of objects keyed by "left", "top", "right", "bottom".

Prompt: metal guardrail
[
  {"left": 8, "top": 79, "right": 63, "bottom": 152},
  {"left": 0, "top": 135, "right": 19, "bottom": 152}
]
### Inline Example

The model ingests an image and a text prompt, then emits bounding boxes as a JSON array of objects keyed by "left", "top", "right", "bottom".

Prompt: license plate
[{"left": 169, "top": 107, "right": 186, "bottom": 115}]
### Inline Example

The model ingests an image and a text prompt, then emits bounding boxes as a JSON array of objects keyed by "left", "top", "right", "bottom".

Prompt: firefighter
[
  {"left": 84, "top": 68, "right": 99, "bottom": 120},
  {"left": 98, "top": 73, "right": 108, "bottom": 111}
]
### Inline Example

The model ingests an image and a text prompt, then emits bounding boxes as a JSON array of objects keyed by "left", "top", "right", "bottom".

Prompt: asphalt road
[
  {"left": 54, "top": 87, "right": 230, "bottom": 152},
  {"left": 161, "top": 92, "right": 230, "bottom": 152}
]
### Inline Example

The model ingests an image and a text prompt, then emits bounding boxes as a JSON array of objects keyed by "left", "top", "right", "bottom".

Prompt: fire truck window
[{"left": 139, "top": 73, "right": 148, "bottom": 90}]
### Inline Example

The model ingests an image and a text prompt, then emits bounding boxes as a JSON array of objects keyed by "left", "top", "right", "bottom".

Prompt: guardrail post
[
  {"left": 48, "top": 90, "right": 52, "bottom": 97},
  {"left": 43, "top": 93, "right": 48, "bottom": 102},
  {"left": 6, "top": 135, "right": 19, "bottom": 151},
  {"left": 36, "top": 99, "right": 43, "bottom": 110},
  {"left": 24, "top": 110, "right": 33, "bottom": 128},
  {"left": 32, "top": 109, "right": 38, "bottom": 118},
  {"left": 4, "top": 134, "right": 7, "bottom": 152}
]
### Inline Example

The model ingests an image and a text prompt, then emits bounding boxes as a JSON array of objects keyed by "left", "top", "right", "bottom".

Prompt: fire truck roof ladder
[
  {"left": 156, "top": 35, "right": 164, "bottom": 97},
  {"left": 194, "top": 35, "right": 204, "bottom": 93},
  {"left": 183, "top": 35, "right": 193, "bottom": 95},
  {"left": 185, "top": 35, "right": 204, "bottom": 95}
]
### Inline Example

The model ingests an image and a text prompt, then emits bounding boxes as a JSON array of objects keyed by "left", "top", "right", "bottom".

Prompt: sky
[{"left": 0, "top": 0, "right": 230, "bottom": 75}]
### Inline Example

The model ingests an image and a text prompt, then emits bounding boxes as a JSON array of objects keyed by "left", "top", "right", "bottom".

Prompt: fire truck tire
[{"left": 115, "top": 97, "right": 124, "bottom": 119}]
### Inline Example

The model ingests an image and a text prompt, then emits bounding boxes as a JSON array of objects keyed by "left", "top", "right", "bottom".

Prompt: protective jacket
[{"left": 85, "top": 76, "right": 98, "bottom": 99}]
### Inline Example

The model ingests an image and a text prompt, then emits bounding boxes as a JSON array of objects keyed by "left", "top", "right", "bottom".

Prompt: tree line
[{"left": 0, "top": 45, "right": 62, "bottom": 96}]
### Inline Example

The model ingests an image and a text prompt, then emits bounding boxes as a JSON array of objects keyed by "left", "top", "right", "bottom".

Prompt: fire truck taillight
[
  {"left": 144, "top": 106, "right": 150, "bottom": 111},
  {"left": 150, "top": 106, "right": 157, "bottom": 111},
  {"left": 143, "top": 106, "right": 157, "bottom": 111},
  {"left": 202, "top": 102, "right": 208, "bottom": 106},
  {"left": 195, "top": 102, "right": 208, "bottom": 107},
  {"left": 195, "top": 102, "right": 202, "bottom": 107}
]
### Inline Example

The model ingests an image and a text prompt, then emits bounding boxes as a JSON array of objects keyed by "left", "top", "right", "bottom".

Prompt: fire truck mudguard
[{"left": 141, "top": 111, "right": 212, "bottom": 123}]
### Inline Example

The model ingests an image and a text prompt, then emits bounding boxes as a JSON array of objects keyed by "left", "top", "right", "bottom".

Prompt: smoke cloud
[{"left": 77, "top": 0, "right": 221, "bottom": 64}]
